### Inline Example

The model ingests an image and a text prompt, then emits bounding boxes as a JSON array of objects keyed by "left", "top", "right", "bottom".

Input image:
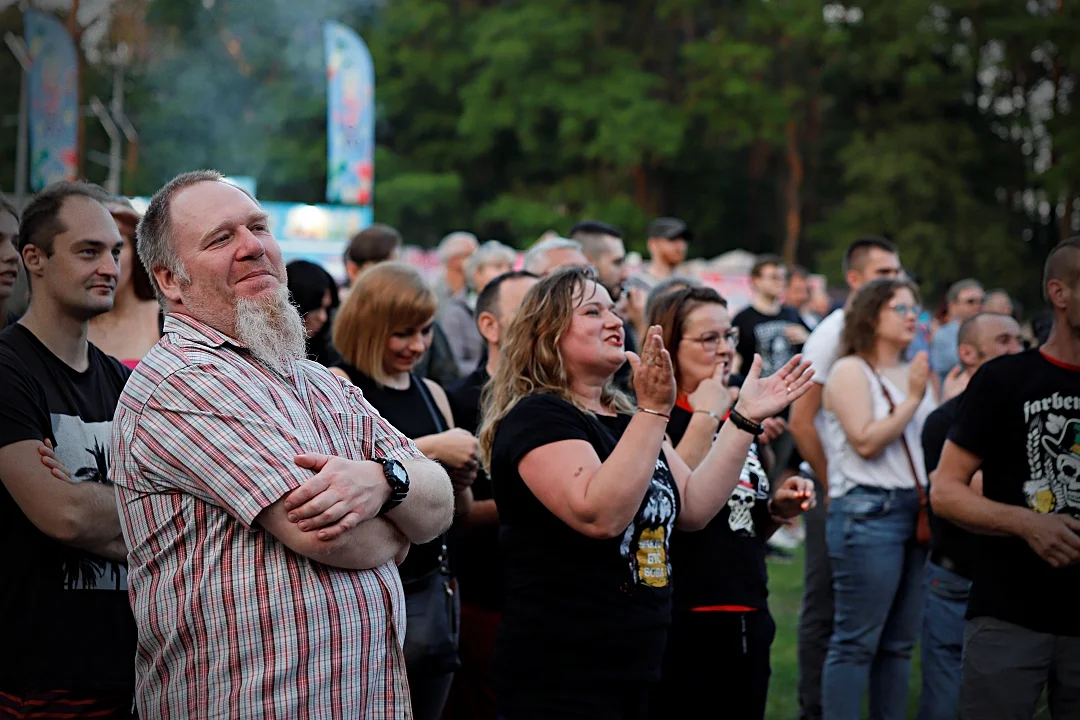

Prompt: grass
[
  {"left": 765, "top": 547, "right": 922, "bottom": 719},
  {"left": 765, "top": 549, "right": 1050, "bottom": 719}
]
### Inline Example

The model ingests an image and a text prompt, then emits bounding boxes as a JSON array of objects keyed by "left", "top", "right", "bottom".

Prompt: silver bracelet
[
  {"left": 637, "top": 407, "right": 671, "bottom": 422},
  {"left": 693, "top": 409, "right": 722, "bottom": 425}
]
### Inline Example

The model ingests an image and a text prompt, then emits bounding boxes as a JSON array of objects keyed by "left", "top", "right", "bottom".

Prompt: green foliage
[{"left": 31, "top": 0, "right": 1076, "bottom": 310}]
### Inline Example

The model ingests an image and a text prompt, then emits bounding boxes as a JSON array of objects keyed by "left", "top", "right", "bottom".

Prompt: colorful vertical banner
[
  {"left": 24, "top": 10, "right": 78, "bottom": 190},
  {"left": 323, "top": 21, "right": 375, "bottom": 206}
]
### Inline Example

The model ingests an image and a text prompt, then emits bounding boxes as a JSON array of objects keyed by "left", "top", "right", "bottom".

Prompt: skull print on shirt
[
  {"left": 1021, "top": 398, "right": 1080, "bottom": 515},
  {"left": 728, "top": 444, "right": 769, "bottom": 535}
]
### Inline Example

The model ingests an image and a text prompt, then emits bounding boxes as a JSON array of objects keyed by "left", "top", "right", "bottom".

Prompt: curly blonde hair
[{"left": 478, "top": 266, "right": 634, "bottom": 470}]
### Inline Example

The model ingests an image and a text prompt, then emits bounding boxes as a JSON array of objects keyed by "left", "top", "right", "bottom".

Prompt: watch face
[{"left": 389, "top": 460, "right": 409, "bottom": 486}]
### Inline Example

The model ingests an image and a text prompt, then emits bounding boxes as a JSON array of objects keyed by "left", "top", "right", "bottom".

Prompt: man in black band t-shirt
[
  {"left": 917, "top": 312, "right": 1023, "bottom": 720},
  {"left": 933, "top": 237, "right": 1080, "bottom": 719},
  {"left": 732, "top": 255, "right": 810, "bottom": 379},
  {"left": 0, "top": 182, "right": 136, "bottom": 717},
  {"left": 445, "top": 270, "right": 537, "bottom": 720}
]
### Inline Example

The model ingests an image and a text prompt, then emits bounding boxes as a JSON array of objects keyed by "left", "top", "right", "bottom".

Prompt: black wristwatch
[{"left": 374, "top": 457, "right": 410, "bottom": 516}]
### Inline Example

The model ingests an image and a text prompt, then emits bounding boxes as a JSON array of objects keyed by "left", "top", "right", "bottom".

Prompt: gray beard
[{"left": 235, "top": 285, "right": 307, "bottom": 375}]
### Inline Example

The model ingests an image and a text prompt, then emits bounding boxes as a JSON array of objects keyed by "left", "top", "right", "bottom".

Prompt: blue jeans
[
  {"left": 916, "top": 560, "right": 970, "bottom": 720},
  {"left": 822, "top": 486, "right": 927, "bottom": 720}
]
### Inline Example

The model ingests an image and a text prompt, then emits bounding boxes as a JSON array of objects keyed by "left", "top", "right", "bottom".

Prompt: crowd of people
[{"left": 0, "top": 172, "right": 1078, "bottom": 720}]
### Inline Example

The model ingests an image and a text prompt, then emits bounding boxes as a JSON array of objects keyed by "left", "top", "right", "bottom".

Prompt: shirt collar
[{"left": 163, "top": 312, "right": 245, "bottom": 350}]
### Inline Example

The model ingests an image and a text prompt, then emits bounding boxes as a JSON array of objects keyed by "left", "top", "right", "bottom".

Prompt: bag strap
[
  {"left": 873, "top": 372, "right": 926, "bottom": 503},
  {"left": 410, "top": 373, "right": 451, "bottom": 567},
  {"left": 412, "top": 372, "right": 449, "bottom": 433}
]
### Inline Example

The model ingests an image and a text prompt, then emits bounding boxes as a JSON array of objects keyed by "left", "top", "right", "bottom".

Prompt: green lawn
[
  {"left": 766, "top": 550, "right": 1051, "bottom": 719},
  {"left": 765, "top": 548, "right": 922, "bottom": 719}
]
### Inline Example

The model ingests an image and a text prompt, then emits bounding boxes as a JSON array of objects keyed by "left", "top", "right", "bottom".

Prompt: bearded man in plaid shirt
[{"left": 110, "top": 170, "right": 454, "bottom": 719}]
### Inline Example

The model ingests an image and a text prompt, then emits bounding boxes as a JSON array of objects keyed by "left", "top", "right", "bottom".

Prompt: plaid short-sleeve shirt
[{"left": 111, "top": 314, "right": 421, "bottom": 719}]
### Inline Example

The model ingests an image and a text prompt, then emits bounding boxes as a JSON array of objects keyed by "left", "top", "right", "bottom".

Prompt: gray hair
[
  {"left": 437, "top": 231, "right": 478, "bottom": 263},
  {"left": 945, "top": 278, "right": 983, "bottom": 305},
  {"left": 137, "top": 170, "right": 245, "bottom": 305},
  {"left": 522, "top": 237, "right": 583, "bottom": 274},
  {"left": 465, "top": 240, "right": 517, "bottom": 287}
]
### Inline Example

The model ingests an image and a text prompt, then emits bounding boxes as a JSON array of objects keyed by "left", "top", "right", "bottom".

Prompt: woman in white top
[{"left": 820, "top": 278, "right": 936, "bottom": 720}]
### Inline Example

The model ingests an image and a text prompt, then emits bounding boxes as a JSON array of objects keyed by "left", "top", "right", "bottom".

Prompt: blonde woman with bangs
[
  {"left": 331, "top": 262, "right": 478, "bottom": 720},
  {"left": 478, "top": 266, "right": 814, "bottom": 719}
]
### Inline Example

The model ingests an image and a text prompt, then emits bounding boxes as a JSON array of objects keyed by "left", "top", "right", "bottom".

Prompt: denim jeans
[
  {"left": 916, "top": 560, "right": 970, "bottom": 720},
  {"left": 822, "top": 486, "right": 927, "bottom": 720}
]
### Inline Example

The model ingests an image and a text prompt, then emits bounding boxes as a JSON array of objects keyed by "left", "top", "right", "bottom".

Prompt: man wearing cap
[{"left": 632, "top": 217, "right": 689, "bottom": 290}]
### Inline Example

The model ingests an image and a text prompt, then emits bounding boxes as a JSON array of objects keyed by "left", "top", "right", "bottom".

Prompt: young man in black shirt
[
  {"left": 0, "top": 194, "right": 20, "bottom": 328},
  {"left": 0, "top": 182, "right": 136, "bottom": 717},
  {"left": 918, "top": 312, "right": 1023, "bottom": 720},
  {"left": 444, "top": 270, "right": 537, "bottom": 720},
  {"left": 933, "top": 237, "right": 1080, "bottom": 719},
  {"left": 732, "top": 254, "right": 810, "bottom": 378}
]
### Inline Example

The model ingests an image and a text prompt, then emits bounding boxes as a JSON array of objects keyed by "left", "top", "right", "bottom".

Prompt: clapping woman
[
  {"left": 647, "top": 286, "right": 815, "bottom": 720},
  {"left": 478, "top": 267, "right": 813, "bottom": 719}
]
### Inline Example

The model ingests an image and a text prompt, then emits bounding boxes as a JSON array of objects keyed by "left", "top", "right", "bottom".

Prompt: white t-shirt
[
  {"left": 822, "top": 358, "right": 936, "bottom": 498},
  {"left": 799, "top": 310, "right": 845, "bottom": 486}
]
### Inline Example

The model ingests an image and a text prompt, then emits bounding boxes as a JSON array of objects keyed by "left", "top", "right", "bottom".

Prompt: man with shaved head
[
  {"left": 933, "top": 238, "right": 1080, "bottom": 718},
  {"left": 111, "top": 170, "right": 454, "bottom": 718},
  {"left": 917, "top": 312, "right": 1023, "bottom": 720}
]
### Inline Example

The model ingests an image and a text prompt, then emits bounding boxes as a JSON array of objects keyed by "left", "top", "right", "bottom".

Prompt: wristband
[
  {"left": 638, "top": 407, "right": 671, "bottom": 422},
  {"left": 728, "top": 408, "right": 764, "bottom": 436}
]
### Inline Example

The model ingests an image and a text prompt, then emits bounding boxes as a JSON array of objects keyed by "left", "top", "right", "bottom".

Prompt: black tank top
[{"left": 338, "top": 363, "right": 448, "bottom": 583}]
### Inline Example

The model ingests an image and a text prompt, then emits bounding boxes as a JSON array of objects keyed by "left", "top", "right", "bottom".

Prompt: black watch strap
[
  {"left": 374, "top": 457, "right": 408, "bottom": 516},
  {"left": 728, "top": 408, "right": 764, "bottom": 436}
]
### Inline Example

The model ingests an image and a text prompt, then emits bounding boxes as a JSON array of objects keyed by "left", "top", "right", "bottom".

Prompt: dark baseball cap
[{"left": 647, "top": 217, "right": 691, "bottom": 241}]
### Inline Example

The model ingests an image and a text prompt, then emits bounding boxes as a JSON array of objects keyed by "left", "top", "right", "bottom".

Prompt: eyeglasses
[
  {"left": 683, "top": 329, "right": 740, "bottom": 353},
  {"left": 889, "top": 303, "right": 922, "bottom": 317}
]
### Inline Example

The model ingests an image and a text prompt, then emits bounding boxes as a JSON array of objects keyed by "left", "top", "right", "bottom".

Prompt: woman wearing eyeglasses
[
  {"left": 646, "top": 287, "right": 816, "bottom": 720},
  {"left": 820, "top": 278, "right": 937, "bottom": 720}
]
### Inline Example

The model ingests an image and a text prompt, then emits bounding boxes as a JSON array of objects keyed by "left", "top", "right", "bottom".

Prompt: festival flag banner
[
  {"left": 24, "top": 9, "right": 78, "bottom": 190},
  {"left": 323, "top": 21, "right": 375, "bottom": 206}
]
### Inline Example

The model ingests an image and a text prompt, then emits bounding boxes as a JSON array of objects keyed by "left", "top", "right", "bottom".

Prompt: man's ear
[
  {"left": 21, "top": 244, "right": 46, "bottom": 278},
  {"left": 1047, "top": 279, "right": 1070, "bottom": 310},
  {"left": 957, "top": 341, "right": 979, "bottom": 368},
  {"left": 477, "top": 311, "right": 499, "bottom": 345},
  {"left": 153, "top": 265, "right": 184, "bottom": 305}
]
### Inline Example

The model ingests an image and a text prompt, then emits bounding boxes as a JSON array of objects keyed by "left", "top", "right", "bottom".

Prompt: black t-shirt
[
  {"left": 950, "top": 350, "right": 1080, "bottom": 635},
  {"left": 732, "top": 304, "right": 807, "bottom": 378},
  {"left": 0, "top": 323, "right": 136, "bottom": 692},
  {"left": 446, "top": 365, "right": 502, "bottom": 609},
  {"left": 490, "top": 393, "right": 680, "bottom": 685},
  {"left": 922, "top": 394, "right": 979, "bottom": 580},
  {"left": 667, "top": 405, "right": 771, "bottom": 611},
  {"left": 339, "top": 364, "right": 448, "bottom": 583}
]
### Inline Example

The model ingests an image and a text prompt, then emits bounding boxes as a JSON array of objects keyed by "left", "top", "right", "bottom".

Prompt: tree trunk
[
  {"left": 782, "top": 118, "right": 803, "bottom": 266},
  {"left": 746, "top": 141, "right": 772, "bottom": 252},
  {"left": 69, "top": 0, "right": 83, "bottom": 178}
]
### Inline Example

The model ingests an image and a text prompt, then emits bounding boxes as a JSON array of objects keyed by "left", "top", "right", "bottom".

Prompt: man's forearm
[
  {"left": 386, "top": 458, "right": 454, "bottom": 544},
  {"left": 65, "top": 482, "right": 124, "bottom": 549},
  {"left": 85, "top": 535, "right": 128, "bottom": 564},
  {"left": 931, "top": 475, "right": 1027, "bottom": 538},
  {"left": 313, "top": 517, "right": 408, "bottom": 570}
]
